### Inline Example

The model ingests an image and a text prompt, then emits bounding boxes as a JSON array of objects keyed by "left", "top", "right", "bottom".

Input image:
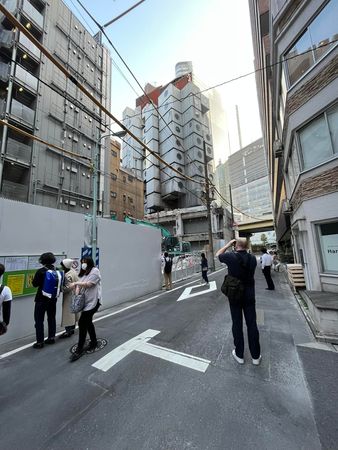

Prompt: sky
[{"left": 64, "top": 0, "right": 262, "bottom": 163}]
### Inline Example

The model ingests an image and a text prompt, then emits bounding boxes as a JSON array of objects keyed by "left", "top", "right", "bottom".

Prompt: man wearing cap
[{"left": 60, "top": 259, "right": 79, "bottom": 338}]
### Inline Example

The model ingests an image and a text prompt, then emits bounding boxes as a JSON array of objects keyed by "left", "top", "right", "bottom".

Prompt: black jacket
[{"left": 32, "top": 264, "right": 55, "bottom": 302}]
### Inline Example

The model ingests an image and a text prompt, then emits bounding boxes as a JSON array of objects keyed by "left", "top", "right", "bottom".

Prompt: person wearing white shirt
[
  {"left": 261, "top": 248, "right": 275, "bottom": 290},
  {"left": 0, "top": 263, "right": 12, "bottom": 335}
]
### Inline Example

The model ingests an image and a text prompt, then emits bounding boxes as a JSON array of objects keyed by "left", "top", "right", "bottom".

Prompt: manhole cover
[{"left": 70, "top": 338, "right": 108, "bottom": 354}]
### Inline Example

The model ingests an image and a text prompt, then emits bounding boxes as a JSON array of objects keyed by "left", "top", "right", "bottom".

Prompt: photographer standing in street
[{"left": 216, "top": 238, "right": 261, "bottom": 365}]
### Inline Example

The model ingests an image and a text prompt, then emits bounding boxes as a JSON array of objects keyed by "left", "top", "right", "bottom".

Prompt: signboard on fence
[{"left": 0, "top": 254, "right": 66, "bottom": 297}]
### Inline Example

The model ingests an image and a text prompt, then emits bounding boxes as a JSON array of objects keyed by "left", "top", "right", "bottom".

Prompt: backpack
[
  {"left": 164, "top": 257, "right": 173, "bottom": 274},
  {"left": 42, "top": 269, "right": 64, "bottom": 299},
  {"left": 221, "top": 253, "right": 250, "bottom": 302}
]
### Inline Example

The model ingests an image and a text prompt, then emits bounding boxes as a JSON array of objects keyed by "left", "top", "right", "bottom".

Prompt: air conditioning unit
[{"left": 273, "top": 139, "right": 283, "bottom": 158}]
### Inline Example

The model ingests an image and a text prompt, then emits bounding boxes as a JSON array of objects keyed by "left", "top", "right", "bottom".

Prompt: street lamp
[{"left": 91, "top": 130, "right": 127, "bottom": 264}]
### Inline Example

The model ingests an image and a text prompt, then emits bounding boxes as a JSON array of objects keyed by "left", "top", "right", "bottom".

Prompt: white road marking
[
  {"left": 92, "top": 329, "right": 160, "bottom": 372},
  {"left": 92, "top": 329, "right": 210, "bottom": 373},
  {"left": 177, "top": 281, "right": 217, "bottom": 302},
  {"left": 0, "top": 268, "right": 226, "bottom": 360},
  {"left": 137, "top": 343, "right": 210, "bottom": 373}
]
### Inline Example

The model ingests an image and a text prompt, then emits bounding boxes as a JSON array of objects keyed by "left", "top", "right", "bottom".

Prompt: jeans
[
  {"left": 229, "top": 302, "right": 260, "bottom": 359},
  {"left": 77, "top": 302, "right": 100, "bottom": 352},
  {"left": 34, "top": 300, "right": 57, "bottom": 343},
  {"left": 262, "top": 266, "right": 275, "bottom": 290},
  {"left": 202, "top": 270, "right": 209, "bottom": 283}
]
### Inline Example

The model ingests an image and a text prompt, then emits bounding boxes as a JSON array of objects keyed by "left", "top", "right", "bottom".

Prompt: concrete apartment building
[
  {"left": 249, "top": 0, "right": 338, "bottom": 294},
  {"left": 0, "top": 0, "right": 111, "bottom": 214},
  {"left": 121, "top": 61, "right": 214, "bottom": 214},
  {"left": 109, "top": 138, "right": 144, "bottom": 221}
]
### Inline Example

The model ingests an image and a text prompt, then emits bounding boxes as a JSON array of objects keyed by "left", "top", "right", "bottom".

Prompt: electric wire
[{"left": 0, "top": 4, "right": 200, "bottom": 186}]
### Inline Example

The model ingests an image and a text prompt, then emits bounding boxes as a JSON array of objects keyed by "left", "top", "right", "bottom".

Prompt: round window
[
  {"left": 207, "top": 146, "right": 212, "bottom": 154},
  {"left": 178, "top": 182, "right": 183, "bottom": 189},
  {"left": 176, "top": 139, "right": 182, "bottom": 147},
  {"left": 206, "top": 134, "right": 211, "bottom": 141},
  {"left": 197, "top": 137, "right": 202, "bottom": 145},
  {"left": 177, "top": 153, "right": 182, "bottom": 160},
  {"left": 198, "top": 166, "right": 203, "bottom": 173},
  {"left": 175, "top": 126, "right": 181, "bottom": 133},
  {"left": 198, "top": 151, "right": 203, "bottom": 159},
  {"left": 196, "top": 124, "right": 201, "bottom": 131},
  {"left": 174, "top": 113, "right": 180, "bottom": 120},
  {"left": 177, "top": 167, "right": 183, "bottom": 173}
]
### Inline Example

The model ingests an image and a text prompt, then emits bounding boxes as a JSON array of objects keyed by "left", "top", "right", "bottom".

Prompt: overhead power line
[{"left": 0, "top": 4, "right": 201, "bottom": 187}]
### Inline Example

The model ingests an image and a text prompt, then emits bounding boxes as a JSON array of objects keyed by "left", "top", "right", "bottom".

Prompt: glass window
[
  {"left": 285, "top": 31, "right": 313, "bottom": 85},
  {"left": 318, "top": 222, "right": 338, "bottom": 273},
  {"left": 327, "top": 104, "right": 338, "bottom": 153},
  {"left": 285, "top": 0, "right": 338, "bottom": 86},
  {"left": 299, "top": 114, "right": 333, "bottom": 169},
  {"left": 308, "top": 0, "right": 338, "bottom": 61}
]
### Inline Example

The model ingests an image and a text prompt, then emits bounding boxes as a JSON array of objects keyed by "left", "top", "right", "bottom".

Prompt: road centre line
[{"left": 0, "top": 267, "right": 226, "bottom": 360}]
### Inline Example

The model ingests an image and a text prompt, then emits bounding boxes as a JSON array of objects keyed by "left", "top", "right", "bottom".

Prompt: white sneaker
[
  {"left": 232, "top": 349, "right": 244, "bottom": 365},
  {"left": 252, "top": 355, "right": 262, "bottom": 366}
]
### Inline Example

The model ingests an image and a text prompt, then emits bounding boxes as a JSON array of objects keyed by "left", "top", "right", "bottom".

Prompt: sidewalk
[{"left": 252, "top": 268, "right": 338, "bottom": 450}]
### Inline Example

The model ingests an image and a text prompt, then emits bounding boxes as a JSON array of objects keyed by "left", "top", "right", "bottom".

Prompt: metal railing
[
  {"left": 15, "top": 64, "right": 38, "bottom": 91},
  {"left": 10, "top": 98, "right": 35, "bottom": 127}
]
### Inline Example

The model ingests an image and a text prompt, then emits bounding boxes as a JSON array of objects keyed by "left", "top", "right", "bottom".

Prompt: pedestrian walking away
[
  {"left": 163, "top": 252, "right": 173, "bottom": 290},
  {"left": 59, "top": 259, "right": 79, "bottom": 338},
  {"left": 261, "top": 248, "right": 275, "bottom": 290},
  {"left": 32, "top": 252, "right": 64, "bottom": 349},
  {"left": 0, "top": 263, "right": 12, "bottom": 336},
  {"left": 200, "top": 252, "right": 209, "bottom": 285},
  {"left": 216, "top": 238, "right": 261, "bottom": 365},
  {"left": 68, "top": 257, "right": 101, "bottom": 362}
]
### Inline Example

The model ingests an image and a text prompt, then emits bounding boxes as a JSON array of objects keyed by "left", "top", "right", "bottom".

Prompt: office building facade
[
  {"left": 249, "top": 0, "right": 338, "bottom": 292},
  {"left": 0, "top": 0, "right": 111, "bottom": 214},
  {"left": 109, "top": 138, "right": 144, "bottom": 221}
]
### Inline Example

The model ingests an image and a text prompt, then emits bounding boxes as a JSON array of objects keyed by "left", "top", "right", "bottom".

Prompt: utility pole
[
  {"left": 229, "top": 183, "right": 235, "bottom": 239},
  {"left": 203, "top": 140, "right": 215, "bottom": 271}
]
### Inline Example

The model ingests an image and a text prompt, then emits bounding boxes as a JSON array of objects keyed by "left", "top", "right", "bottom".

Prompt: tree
[{"left": 260, "top": 233, "right": 268, "bottom": 247}]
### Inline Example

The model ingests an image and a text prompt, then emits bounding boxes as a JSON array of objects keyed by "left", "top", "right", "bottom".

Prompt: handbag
[{"left": 70, "top": 288, "right": 86, "bottom": 313}]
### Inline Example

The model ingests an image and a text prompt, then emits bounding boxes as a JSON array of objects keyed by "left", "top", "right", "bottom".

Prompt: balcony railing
[
  {"left": 15, "top": 64, "right": 38, "bottom": 91},
  {"left": 22, "top": 0, "right": 44, "bottom": 28},
  {"left": 0, "top": 61, "right": 9, "bottom": 82},
  {"left": 0, "top": 0, "right": 17, "bottom": 19},
  {"left": 18, "top": 31, "right": 41, "bottom": 59},
  {"left": 6, "top": 137, "right": 32, "bottom": 164},
  {"left": 1, "top": 180, "right": 28, "bottom": 202},
  {"left": 10, "top": 98, "right": 35, "bottom": 127}
]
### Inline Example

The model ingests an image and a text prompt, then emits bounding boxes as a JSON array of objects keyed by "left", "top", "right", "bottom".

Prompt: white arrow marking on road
[
  {"left": 177, "top": 281, "right": 217, "bottom": 302},
  {"left": 92, "top": 329, "right": 160, "bottom": 372},
  {"left": 92, "top": 329, "right": 210, "bottom": 373}
]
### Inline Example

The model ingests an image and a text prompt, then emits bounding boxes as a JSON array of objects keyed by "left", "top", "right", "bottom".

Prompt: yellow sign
[{"left": 7, "top": 274, "right": 25, "bottom": 296}]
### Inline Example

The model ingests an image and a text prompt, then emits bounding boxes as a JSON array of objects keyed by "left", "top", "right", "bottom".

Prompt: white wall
[
  {"left": 0, "top": 199, "right": 161, "bottom": 344},
  {"left": 292, "top": 192, "right": 338, "bottom": 292}
]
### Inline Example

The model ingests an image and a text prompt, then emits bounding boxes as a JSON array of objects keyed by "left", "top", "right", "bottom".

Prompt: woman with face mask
[
  {"left": 68, "top": 256, "right": 101, "bottom": 362},
  {"left": 59, "top": 259, "right": 79, "bottom": 338}
]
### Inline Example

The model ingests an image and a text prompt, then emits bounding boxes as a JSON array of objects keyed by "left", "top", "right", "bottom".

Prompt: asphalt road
[{"left": 0, "top": 268, "right": 336, "bottom": 449}]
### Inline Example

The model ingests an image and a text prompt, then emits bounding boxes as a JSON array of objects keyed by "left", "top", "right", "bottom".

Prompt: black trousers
[
  {"left": 77, "top": 302, "right": 100, "bottom": 351},
  {"left": 34, "top": 300, "right": 57, "bottom": 343},
  {"left": 202, "top": 270, "right": 209, "bottom": 283},
  {"left": 229, "top": 302, "right": 260, "bottom": 359},
  {"left": 262, "top": 266, "right": 275, "bottom": 290}
]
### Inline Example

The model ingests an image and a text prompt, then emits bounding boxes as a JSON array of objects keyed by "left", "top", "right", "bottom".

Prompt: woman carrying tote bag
[{"left": 69, "top": 256, "right": 101, "bottom": 362}]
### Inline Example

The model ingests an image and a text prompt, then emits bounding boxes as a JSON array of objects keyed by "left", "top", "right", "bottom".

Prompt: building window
[
  {"left": 284, "top": 0, "right": 338, "bottom": 86},
  {"left": 298, "top": 104, "right": 338, "bottom": 170},
  {"left": 318, "top": 222, "right": 338, "bottom": 273},
  {"left": 175, "top": 126, "right": 181, "bottom": 133},
  {"left": 111, "top": 150, "right": 117, "bottom": 157},
  {"left": 111, "top": 191, "right": 117, "bottom": 198},
  {"left": 177, "top": 152, "right": 182, "bottom": 160}
]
